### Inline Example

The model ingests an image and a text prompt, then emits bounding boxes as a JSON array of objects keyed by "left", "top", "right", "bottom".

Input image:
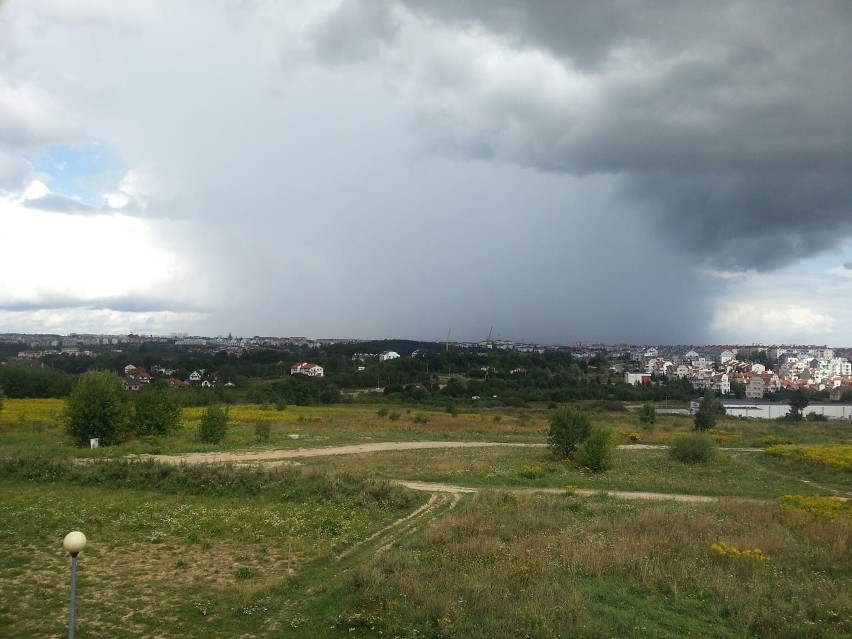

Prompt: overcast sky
[{"left": 2, "top": 1, "right": 852, "bottom": 346}]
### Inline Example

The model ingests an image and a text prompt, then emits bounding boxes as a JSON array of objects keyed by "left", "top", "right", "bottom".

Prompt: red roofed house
[
  {"left": 290, "top": 362, "right": 324, "bottom": 378},
  {"left": 164, "top": 377, "right": 188, "bottom": 389}
]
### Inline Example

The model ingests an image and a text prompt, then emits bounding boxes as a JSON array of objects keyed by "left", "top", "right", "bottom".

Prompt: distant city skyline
[
  {"left": 2, "top": 330, "right": 847, "bottom": 351},
  {"left": 2, "top": 2, "right": 852, "bottom": 345}
]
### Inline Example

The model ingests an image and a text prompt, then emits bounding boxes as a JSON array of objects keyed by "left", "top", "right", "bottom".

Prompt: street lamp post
[{"left": 63, "top": 531, "right": 87, "bottom": 639}]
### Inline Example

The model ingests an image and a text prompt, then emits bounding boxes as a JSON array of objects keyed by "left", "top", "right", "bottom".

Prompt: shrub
[
  {"left": 669, "top": 432, "right": 718, "bottom": 463},
  {"left": 412, "top": 413, "right": 429, "bottom": 425},
  {"left": 575, "top": 426, "right": 615, "bottom": 472},
  {"left": 547, "top": 407, "right": 591, "bottom": 459},
  {"left": 132, "top": 387, "right": 181, "bottom": 437},
  {"left": 376, "top": 407, "right": 389, "bottom": 418},
  {"left": 388, "top": 411, "right": 401, "bottom": 421},
  {"left": 694, "top": 391, "right": 725, "bottom": 431},
  {"left": 65, "top": 371, "right": 130, "bottom": 446},
  {"left": 198, "top": 405, "right": 229, "bottom": 444},
  {"left": 638, "top": 403, "right": 656, "bottom": 427},
  {"left": 254, "top": 421, "right": 271, "bottom": 444}
]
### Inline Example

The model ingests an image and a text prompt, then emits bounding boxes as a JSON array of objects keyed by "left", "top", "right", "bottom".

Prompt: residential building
[{"left": 290, "top": 362, "right": 324, "bottom": 377}]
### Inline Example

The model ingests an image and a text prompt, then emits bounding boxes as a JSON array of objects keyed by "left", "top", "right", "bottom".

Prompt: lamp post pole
[{"left": 63, "top": 531, "right": 87, "bottom": 639}]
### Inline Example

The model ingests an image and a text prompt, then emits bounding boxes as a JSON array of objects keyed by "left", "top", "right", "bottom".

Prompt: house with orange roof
[{"left": 290, "top": 362, "right": 324, "bottom": 377}]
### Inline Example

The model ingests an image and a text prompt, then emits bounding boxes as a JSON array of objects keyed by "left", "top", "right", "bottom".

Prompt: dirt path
[
  {"left": 396, "top": 480, "right": 733, "bottom": 503},
  {"left": 337, "top": 490, "right": 465, "bottom": 559},
  {"left": 138, "top": 441, "right": 543, "bottom": 465}
]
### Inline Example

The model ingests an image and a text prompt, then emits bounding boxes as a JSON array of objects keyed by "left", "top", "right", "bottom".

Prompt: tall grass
[{"left": 340, "top": 492, "right": 852, "bottom": 638}]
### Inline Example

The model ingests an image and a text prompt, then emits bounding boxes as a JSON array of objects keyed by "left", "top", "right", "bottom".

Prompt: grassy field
[
  {"left": 293, "top": 445, "right": 852, "bottom": 500},
  {"left": 1, "top": 399, "right": 851, "bottom": 637}
]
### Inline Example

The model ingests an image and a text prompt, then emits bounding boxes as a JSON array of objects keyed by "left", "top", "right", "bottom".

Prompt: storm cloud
[
  {"left": 1, "top": 1, "right": 852, "bottom": 344},
  {"left": 299, "top": 1, "right": 852, "bottom": 271}
]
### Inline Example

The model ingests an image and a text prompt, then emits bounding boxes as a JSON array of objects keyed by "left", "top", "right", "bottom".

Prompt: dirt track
[
  {"left": 139, "top": 440, "right": 542, "bottom": 465},
  {"left": 396, "top": 480, "right": 725, "bottom": 503},
  {"left": 137, "top": 441, "right": 700, "bottom": 466}
]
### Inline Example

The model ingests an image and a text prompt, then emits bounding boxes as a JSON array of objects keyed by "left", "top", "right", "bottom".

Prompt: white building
[
  {"left": 379, "top": 351, "right": 400, "bottom": 362},
  {"left": 290, "top": 362, "right": 324, "bottom": 377}
]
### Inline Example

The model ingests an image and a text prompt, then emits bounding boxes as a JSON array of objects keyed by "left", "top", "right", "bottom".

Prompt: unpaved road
[
  {"left": 136, "top": 440, "right": 757, "bottom": 466},
  {"left": 139, "top": 440, "right": 542, "bottom": 465},
  {"left": 396, "top": 480, "right": 725, "bottom": 503}
]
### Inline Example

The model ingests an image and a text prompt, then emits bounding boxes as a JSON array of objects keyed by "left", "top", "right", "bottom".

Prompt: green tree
[
  {"left": 787, "top": 388, "right": 811, "bottom": 420},
  {"left": 693, "top": 390, "right": 725, "bottom": 431},
  {"left": 65, "top": 371, "right": 130, "bottom": 446},
  {"left": 198, "top": 405, "right": 229, "bottom": 443},
  {"left": 547, "top": 407, "right": 591, "bottom": 459},
  {"left": 638, "top": 402, "right": 656, "bottom": 426},
  {"left": 132, "top": 386, "right": 181, "bottom": 437},
  {"left": 730, "top": 380, "right": 746, "bottom": 399},
  {"left": 575, "top": 426, "right": 615, "bottom": 472},
  {"left": 0, "top": 384, "right": 4, "bottom": 419}
]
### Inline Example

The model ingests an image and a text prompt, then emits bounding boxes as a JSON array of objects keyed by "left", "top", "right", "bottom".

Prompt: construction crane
[
  {"left": 446, "top": 328, "right": 451, "bottom": 352},
  {"left": 486, "top": 326, "right": 493, "bottom": 348}
]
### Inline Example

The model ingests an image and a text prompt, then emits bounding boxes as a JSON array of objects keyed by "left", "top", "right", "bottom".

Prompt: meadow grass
[
  {"left": 295, "top": 445, "right": 849, "bottom": 499},
  {"left": 0, "top": 400, "right": 552, "bottom": 457},
  {"left": 4, "top": 399, "right": 852, "bottom": 460},
  {"left": 337, "top": 491, "right": 852, "bottom": 639}
]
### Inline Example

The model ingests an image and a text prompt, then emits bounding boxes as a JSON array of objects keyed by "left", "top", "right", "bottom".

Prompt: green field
[{"left": 1, "top": 400, "right": 850, "bottom": 637}]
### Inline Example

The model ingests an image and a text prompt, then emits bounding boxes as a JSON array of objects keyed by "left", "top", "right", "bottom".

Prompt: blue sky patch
[{"left": 29, "top": 144, "right": 121, "bottom": 207}]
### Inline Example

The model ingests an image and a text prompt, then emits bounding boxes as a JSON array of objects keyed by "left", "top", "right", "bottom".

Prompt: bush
[
  {"left": 638, "top": 403, "right": 656, "bottom": 426},
  {"left": 132, "top": 387, "right": 181, "bottom": 437},
  {"left": 669, "top": 432, "right": 718, "bottom": 464},
  {"left": 388, "top": 411, "right": 401, "bottom": 421},
  {"left": 547, "top": 407, "right": 591, "bottom": 459},
  {"left": 412, "top": 413, "right": 429, "bottom": 425},
  {"left": 575, "top": 426, "right": 615, "bottom": 472},
  {"left": 65, "top": 371, "right": 130, "bottom": 446},
  {"left": 254, "top": 421, "right": 271, "bottom": 444},
  {"left": 694, "top": 391, "right": 726, "bottom": 431},
  {"left": 198, "top": 405, "right": 229, "bottom": 444}
]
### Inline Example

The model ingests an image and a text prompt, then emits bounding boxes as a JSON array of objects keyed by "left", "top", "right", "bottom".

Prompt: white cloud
[
  {"left": 102, "top": 166, "right": 174, "bottom": 212},
  {"left": 708, "top": 265, "right": 852, "bottom": 344},
  {"left": 0, "top": 308, "right": 206, "bottom": 336},
  {"left": 0, "top": 78, "right": 83, "bottom": 150},
  {"left": 0, "top": 197, "right": 203, "bottom": 312}
]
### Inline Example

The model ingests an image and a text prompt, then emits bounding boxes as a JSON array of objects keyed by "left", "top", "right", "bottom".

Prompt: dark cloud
[
  {"left": 309, "top": 2, "right": 400, "bottom": 64},
  {"left": 306, "top": 1, "right": 852, "bottom": 272}
]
